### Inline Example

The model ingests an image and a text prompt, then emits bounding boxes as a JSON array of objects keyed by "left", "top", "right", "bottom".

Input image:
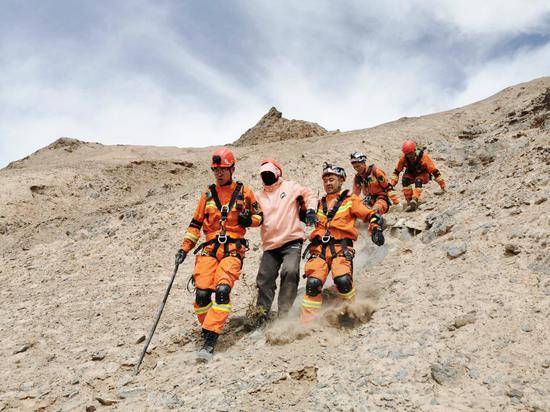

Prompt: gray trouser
[{"left": 256, "top": 239, "right": 302, "bottom": 315}]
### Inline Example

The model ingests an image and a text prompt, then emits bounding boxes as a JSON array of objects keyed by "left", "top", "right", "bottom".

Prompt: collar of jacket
[
  {"left": 215, "top": 180, "right": 236, "bottom": 190},
  {"left": 263, "top": 179, "right": 283, "bottom": 192}
]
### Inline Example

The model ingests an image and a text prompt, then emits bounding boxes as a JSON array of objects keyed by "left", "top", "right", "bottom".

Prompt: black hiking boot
[
  {"left": 337, "top": 313, "right": 356, "bottom": 328},
  {"left": 405, "top": 199, "right": 418, "bottom": 212},
  {"left": 245, "top": 305, "right": 269, "bottom": 331},
  {"left": 196, "top": 329, "right": 219, "bottom": 363}
]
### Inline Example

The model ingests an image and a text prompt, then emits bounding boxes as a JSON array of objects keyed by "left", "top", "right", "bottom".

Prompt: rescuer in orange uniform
[
  {"left": 350, "top": 151, "right": 399, "bottom": 214},
  {"left": 300, "top": 163, "right": 384, "bottom": 324},
  {"left": 175, "top": 148, "right": 263, "bottom": 361},
  {"left": 390, "top": 140, "right": 446, "bottom": 212}
]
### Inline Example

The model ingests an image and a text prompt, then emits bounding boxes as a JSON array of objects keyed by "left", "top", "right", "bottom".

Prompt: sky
[{"left": 1, "top": 0, "right": 550, "bottom": 168}]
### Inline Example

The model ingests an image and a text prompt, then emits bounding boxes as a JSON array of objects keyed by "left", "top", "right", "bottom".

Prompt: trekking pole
[{"left": 134, "top": 262, "right": 181, "bottom": 375}]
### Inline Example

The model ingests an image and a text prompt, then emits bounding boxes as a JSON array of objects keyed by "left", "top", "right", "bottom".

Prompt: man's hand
[
  {"left": 238, "top": 211, "right": 253, "bottom": 228},
  {"left": 305, "top": 209, "right": 318, "bottom": 227},
  {"left": 175, "top": 249, "right": 187, "bottom": 265},
  {"left": 371, "top": 228, "right": 385, "bottom": 246},
  {"left": 362, "top": 196, "right": 373, "bottom": 206}
]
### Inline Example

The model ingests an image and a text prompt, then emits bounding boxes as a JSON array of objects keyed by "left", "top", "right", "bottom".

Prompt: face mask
[{"left": 261, "top": 171, "right": 278, "bottom": 186}]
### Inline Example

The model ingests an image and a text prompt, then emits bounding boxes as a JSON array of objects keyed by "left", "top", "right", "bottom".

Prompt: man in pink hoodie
[{"left": 254, "top": 159, "right": 318, "bottom": 322}]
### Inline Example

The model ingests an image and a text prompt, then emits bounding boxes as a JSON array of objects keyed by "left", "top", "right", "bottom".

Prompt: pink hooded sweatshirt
[{"left": 256, "top": 161, "right": 317, "bottom": 251}]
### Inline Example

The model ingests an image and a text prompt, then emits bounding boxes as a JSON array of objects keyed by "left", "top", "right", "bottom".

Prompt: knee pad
[
  {"left": 402, "top": 176, "right": 412, "bottom": 187},
  {"left": 306, "top": 277, "right": 323, "bottom": 297},
  {"left": 334, "top": 275, "right": 353, "bottom": 294},
  {"left": 215, "top": 284, "right": 231, "bottom": 304},
  {"left": 414, "top": 178, "right": 424, "bottom": 188},
  {"left": 195, "top": 288, "right": 212, "bottom": 307}
]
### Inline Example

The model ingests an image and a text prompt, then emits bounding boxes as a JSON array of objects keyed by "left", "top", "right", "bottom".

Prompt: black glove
[
  {"left": 238, "top": 211, "right": 253, "bottom": 228},
  {"left": 175, "top": 249, "right": 187, "bottom": 265},
  {"left": 370, "top": 213, "right": 384, "bottom": 228},
  {"left": 362, "top": 196, "right": 373, "bottom": 206},
  {"left": 305, "top": 209, "right": 318, "bottom": 227},
  {"left": 371, "top": 228, "right": 385, "bottom": 246}
]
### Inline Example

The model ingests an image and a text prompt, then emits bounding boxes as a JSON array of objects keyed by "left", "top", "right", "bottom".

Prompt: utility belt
[
  {"left": 193, "top": 234, "right": 249, "bottom": 260},
  {"left": 302, "top": 236, "right": 354, "bottom": 261},
  {"left": 364, "top": 193, "right": 392, "bottom": 207},
  {"left": 404, "top": 167, "right": 432, "bottom": 179}
]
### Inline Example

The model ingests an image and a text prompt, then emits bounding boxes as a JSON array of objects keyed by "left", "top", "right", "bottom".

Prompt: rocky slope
[
  {"left": 233, "top": 107, "right": 329, "bottom": 146},
  {"left": 0, "top": 77, "right": 549, "bottom": 411}
]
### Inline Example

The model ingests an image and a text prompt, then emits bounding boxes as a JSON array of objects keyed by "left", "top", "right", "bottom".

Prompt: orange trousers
[
  {"left": 402, "top": 172, "right": 430, "bottom": 202},
  {"left": 370, "top": 197, "right": 389, "bottom": 214},
  {"left": 301, "top": 245, "right": 355, "bottom": 324},
  {"left": 192, "top": 242, "right": 244, "bottom": 334}
]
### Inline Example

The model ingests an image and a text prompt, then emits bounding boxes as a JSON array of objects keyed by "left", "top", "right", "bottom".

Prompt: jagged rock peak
[{"left": 234, "top": 107, "right": 329, "bottom": 146}]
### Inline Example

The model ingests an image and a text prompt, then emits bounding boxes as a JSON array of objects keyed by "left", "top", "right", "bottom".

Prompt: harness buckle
[
  {"left": 217, "top": 234, "right": 228, "bottom": 244},
  {"left": 321, "top": 234, "right": 331, "bottom": 244},
  {"left": 220, "top": 205, "right": 230, "bottom": 214}
]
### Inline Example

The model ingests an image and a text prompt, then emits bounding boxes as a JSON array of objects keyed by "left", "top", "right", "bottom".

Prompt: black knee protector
[
  {"left": 402, "top": 176, "right": 412, "bottom": 187},
  {"left": 414, "top": 178, "right": 424, "bottom": 188},
  {"left": 306, "top": 277, "right": 323, "bottom": 297},
  {"left": 334, "top": 274, "right": 353, "bottom": 294},
  {"left": 215, "top": 284, "right": 231, "bottom": 304},
  {"left": 195, "top": 288, "right": 212, "bottom": 307}
]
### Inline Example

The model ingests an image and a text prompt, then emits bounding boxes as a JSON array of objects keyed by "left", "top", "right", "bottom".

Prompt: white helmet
[
  {"left": 350, "top": 151, "right": 367, "bottom": 163},
  {"left": 322, "top": 162, "right": 346, "bottom": 180}
]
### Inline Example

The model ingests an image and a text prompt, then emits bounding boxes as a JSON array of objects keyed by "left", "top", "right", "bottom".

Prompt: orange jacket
[
  {"left": 310, "top": 191, "right": 379, "bottom": 241},
  {"left": 181, "top": 181, "right": 263, "bottom": 253},
  {"left": 352, "top": 164, "right": 392, "bottom": 197},
  {"left": 391, "top": 150, "right": 443, "bottom": 185}
]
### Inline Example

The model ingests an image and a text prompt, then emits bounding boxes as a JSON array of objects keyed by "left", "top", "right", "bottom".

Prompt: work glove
[
  {"left": 371, "top": 228, "right": 385, "bottom": 246},
  {"left": 388, "top": 185, "right": 400, "bottom": 205},
  {"left": 305, "top": 209, "right": 318, "bottom": 227},
  {"left": 369, "top": 213, "right": 384, "bottom": 229},
  {"left": 175, "top": 249, "right": 187, "bottom": 265},
  {"left": 238, "top": 211, "right": 253, "bottom": 228},
  {"left": 438, "top": 180, "right": 446, "bottom": 191},
  {"left": 362, "top": 196, "right": 373, "bottom": 206}
]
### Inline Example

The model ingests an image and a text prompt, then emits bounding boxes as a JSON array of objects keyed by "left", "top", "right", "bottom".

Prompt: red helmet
[
  {"left": 402, "top": 140, "right": 416, "bottom": 154},
  {"left": 211, "top": 147, "right": 236, "bottom": 168}
]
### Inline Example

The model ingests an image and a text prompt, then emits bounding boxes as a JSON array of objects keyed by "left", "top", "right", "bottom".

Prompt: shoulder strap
[
  {"left": 209, "top": 181, "right": 244, "bottom": 221},
  {"left": 209, "top": 184, "right": 222, "bottom": 210},
  {"left": 326, "top": 190, "right": 350, "bottom": 221},
  {"left": 226, "top": 182, "right": 243, "bottom": 215},
  {"left": 415, "top": 148, "right": 425, "bottom": 168},
  {"left": 367, "top": 163, "right": 374, "bottom": 176},
  {"left": 321, "top": 196, "right": 328, "bottom": 215},
  {"left": 366, "top": 164, "right": 374, "bottom": 181}
]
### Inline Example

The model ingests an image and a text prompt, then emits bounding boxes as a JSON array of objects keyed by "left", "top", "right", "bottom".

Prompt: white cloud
[
  {"left": 453, "top": 42, "right": 550, "bottom": 106},
  {"left": 429, "top": 0, "right": 550, "bottom": 34},
  {"left": 1, "top": 0, "right": 549, "bottom": 167}
]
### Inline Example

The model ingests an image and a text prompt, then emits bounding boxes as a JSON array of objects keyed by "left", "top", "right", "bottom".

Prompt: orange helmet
[
  {"left": 211, "top": 147, "right": 236, "bottom": 168},
  {"left": 260, "top": 158, "right": 283, "bottom": 176},
  {"left": 402, "top": 140, "right": 416, "bottom": 154}
]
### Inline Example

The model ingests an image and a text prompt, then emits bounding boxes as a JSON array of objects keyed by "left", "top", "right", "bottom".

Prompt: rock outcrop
[{"left": 234, "top": 107, "right": 329, "bottom": 146}]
